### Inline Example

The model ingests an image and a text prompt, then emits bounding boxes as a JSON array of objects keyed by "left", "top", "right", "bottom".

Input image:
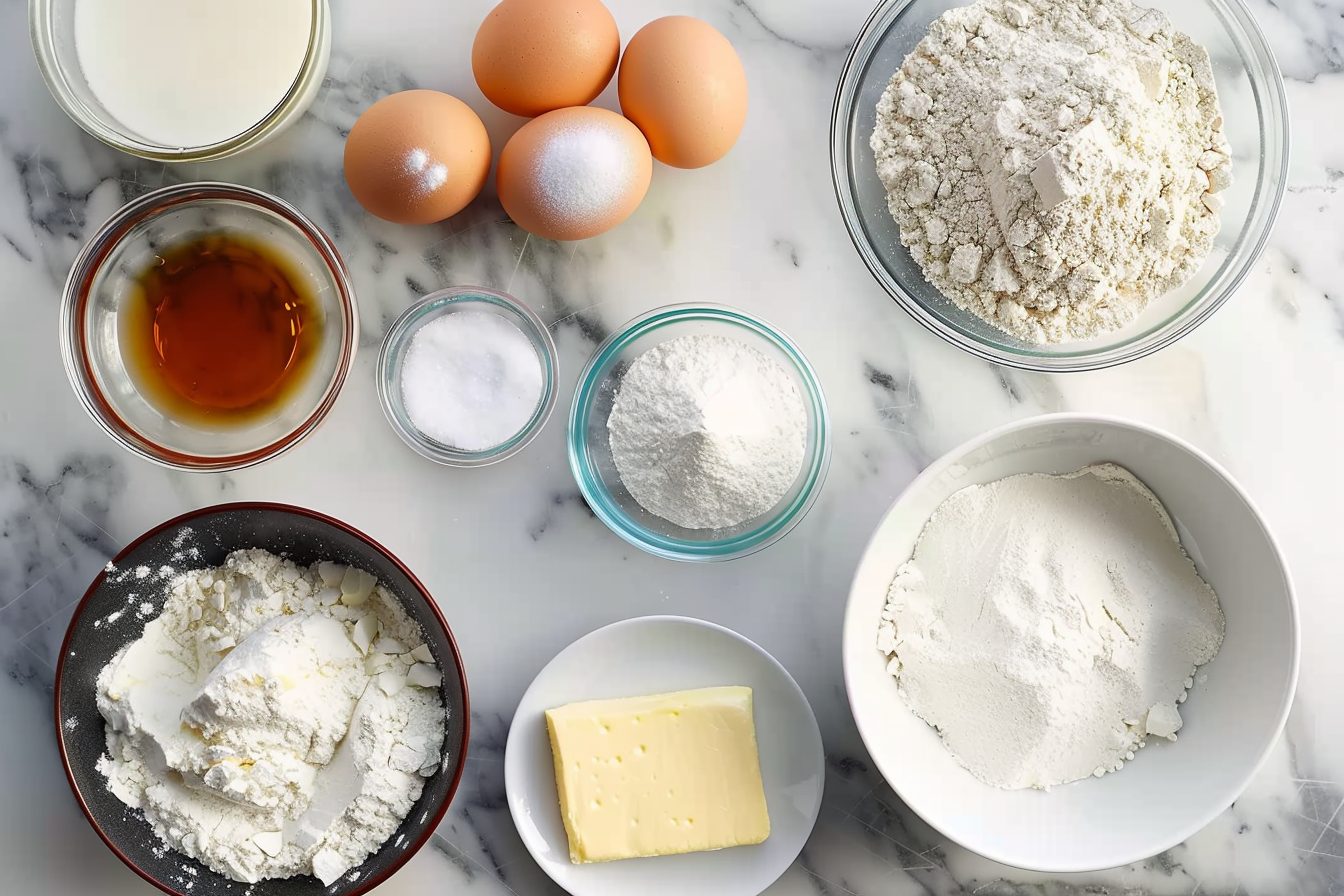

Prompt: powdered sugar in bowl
[{"left": 568, "top": 305, "right": 831, "bottom": 562}]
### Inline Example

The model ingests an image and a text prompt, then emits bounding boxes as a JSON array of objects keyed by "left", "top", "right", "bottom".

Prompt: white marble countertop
[{"left": 2, "top": 0, "right": 1341, "bottom": 893}]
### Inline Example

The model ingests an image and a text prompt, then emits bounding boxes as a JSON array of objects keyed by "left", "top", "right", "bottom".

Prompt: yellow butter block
[{"left": 545, "top": 685, "right": 771, "bottom": 864}]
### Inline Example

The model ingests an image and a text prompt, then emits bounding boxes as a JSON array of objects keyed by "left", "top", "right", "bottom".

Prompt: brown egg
[
  {"left": 343, "top": 90, "right": 491, "bottom": 225},
  {"left": 472, "top": 0, "right": 620, "bottom": 118},
  {"left": 496, "top": 107, "right": 652, "bottom": 241},
  {"left": 618, "top": 17, "right": 749, "bottom": 169}
]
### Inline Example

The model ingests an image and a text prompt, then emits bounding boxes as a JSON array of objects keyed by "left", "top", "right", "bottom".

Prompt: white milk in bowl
[{"left": 74, "top": 0, "right": 323, "bottom": 150}]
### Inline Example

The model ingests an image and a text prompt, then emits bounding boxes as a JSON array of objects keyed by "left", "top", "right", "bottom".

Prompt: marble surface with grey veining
[{"left": 1, "top": 0, "right": 1342, "bottom": 893}]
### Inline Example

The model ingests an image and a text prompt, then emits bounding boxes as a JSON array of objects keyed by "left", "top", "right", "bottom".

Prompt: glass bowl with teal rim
[
  {"left": 377, "top": 287, "right": 559, "bottom": 467},
  {"left": 568, "top": 305, "right": 831, "bottom": 562}
]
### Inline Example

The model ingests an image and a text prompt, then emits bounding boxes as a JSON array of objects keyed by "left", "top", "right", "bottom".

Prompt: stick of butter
[{"left": 545, "top": 686, "right": 771, "bottom": 864}]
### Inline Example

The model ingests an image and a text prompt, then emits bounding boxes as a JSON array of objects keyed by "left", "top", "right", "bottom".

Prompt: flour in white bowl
[
  {"left": 871, "top": 0, "right": 1232, "bottom": 343},
  {"left": 876, "top": 464, "right": 1224, "bottom": 790},
  {"left": 96, "top": 548, "right": 447, "bottom": 885}
]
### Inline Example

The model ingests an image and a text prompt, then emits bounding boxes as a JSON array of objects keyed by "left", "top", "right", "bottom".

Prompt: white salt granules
[
  {"left": 534, "top": 119, "right": 644, "bottom": 232},
  {"left": 404, "top": 148, "right": 450, "bottom": 196},
  {"left": 400, "top": 310, "right": 544, "bottom": 451}
]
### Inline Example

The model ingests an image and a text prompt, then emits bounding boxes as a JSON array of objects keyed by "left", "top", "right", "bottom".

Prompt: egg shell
[
  {"left": 472, "top": 0, "right": 620, "bottom": 118},
  {"left": 618, "top": 16, "right": 749, "bottom": 169},
  {"left": 344, "top": 90, "right": 491, "bottom": 225},
  {"left": 496, "top": 106, "right": 652, "bottom": 241}
]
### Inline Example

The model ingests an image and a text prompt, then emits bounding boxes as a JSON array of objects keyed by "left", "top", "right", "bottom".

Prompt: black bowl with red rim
[{"left": 54, "top": 503, "right": 470, "bottom": 896}]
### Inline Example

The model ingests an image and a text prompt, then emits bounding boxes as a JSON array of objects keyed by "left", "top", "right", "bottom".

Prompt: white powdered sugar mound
[
  {"left": 871, "top": 0, "right": 1232, "bottom": 343},
  {"left": 607, "top": 334, "right": 808, "bottom": 530},
  {"left": 877, "top": 464, "right": 1224, "bottom": 790},
  {"left": 96, "top": 548, "right": 447, "bottom": 885}
]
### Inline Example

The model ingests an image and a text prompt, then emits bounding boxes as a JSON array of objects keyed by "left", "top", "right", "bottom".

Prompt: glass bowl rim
[
  {"left": 829, "top": 0, "right": 1291, "bottom": 373},
  {"left": 376, "top": 286, "right": 561, "bottom": 468},
  {"left": 28, "top": 0, "right": 329, "bottom": 162},
  {"left": 567, "top": 303, "right": 832, "bottom": 562},
  {"left": 58, "top": 181, "right": 359, "bottom": 473}
]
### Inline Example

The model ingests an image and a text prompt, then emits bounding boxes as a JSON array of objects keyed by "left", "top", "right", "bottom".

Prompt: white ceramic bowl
[
  {"left": 843, "top": 414, "right": 1298, "bottom": 871},
  {"left": 505, "top": 616, "right": 825, "bottom": 896}
]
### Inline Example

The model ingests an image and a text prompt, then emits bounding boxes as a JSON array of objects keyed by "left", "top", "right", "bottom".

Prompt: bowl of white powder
[
  {"left": 55, "top": 503, "right": 470, "bottom": 896},
  {"left": 831, "top": 0, "right": 1288, "bottom": 371},
  {"left": 569, "top": 305, "right": 830, "bottom": 561},
  {"left": 842, "top": 414, "right": 1298, "bottom": 871},
  {"left": 377, "top": 287, "right": 559, "bottom": 467}
]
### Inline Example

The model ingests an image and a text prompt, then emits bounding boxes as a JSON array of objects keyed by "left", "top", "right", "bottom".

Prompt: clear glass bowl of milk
[{"left": 30, "top": 0, "right": 331, "bottom": 162}]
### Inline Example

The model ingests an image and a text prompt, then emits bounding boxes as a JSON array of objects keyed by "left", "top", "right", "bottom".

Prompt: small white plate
[{"left": 505, "top": 615, "right": 824, "bottom": 896}]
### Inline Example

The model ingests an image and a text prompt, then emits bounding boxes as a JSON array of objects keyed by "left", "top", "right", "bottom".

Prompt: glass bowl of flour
[
  {"left": 55, "top": 503, "right": 470, "bottom": 896},
  {"left": 831, "top": 0, "right": 1289, "bottom": 371},
  {"left": 569, "top": 305, "right": 831, "bottom": 562}
]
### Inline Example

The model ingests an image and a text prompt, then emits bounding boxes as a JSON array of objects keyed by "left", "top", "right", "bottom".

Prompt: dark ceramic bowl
[{"left": 54, "top": 503, "right": 470, "bottom": 896}]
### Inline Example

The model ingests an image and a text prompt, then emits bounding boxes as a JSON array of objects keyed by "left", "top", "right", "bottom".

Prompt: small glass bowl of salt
[{"left": 378, "top": 287, "right": 558, "bottom": 466}]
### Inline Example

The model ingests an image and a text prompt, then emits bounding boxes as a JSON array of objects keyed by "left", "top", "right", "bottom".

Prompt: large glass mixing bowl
[{"left": 831, "top": 0, "right": 1289, "bottom": 371}]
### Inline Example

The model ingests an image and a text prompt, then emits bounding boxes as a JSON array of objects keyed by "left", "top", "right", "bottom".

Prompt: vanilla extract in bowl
[{"left": 119, "top": 233, "right": 324, "bottom": 427}]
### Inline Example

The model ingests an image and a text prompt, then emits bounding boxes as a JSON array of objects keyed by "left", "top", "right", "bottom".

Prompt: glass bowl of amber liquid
[{"left": 60, "top": 183, "right": 358, "bottom": 471}]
